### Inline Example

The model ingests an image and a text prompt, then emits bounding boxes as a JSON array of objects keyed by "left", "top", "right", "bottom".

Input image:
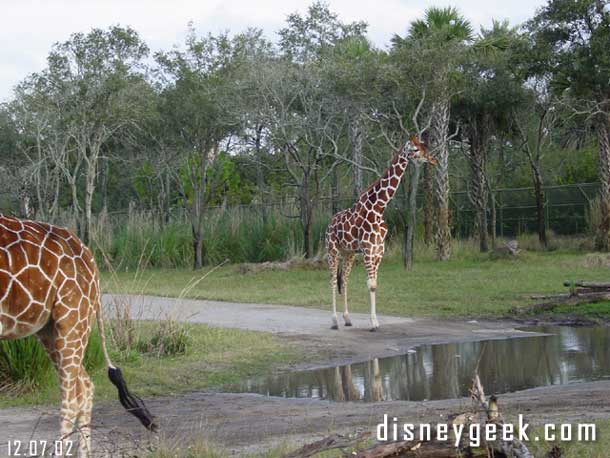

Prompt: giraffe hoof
[
  {"left": 344, "top": 322, "right": 353, "bottom": 327},
  {"left": 369, "top": 327, "right": 379, "bottom": 332},
  {"left": 331, "top": 324, "right": 339, "bottom": 330}
]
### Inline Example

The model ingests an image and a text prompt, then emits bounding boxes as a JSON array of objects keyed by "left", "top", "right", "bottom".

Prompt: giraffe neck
[{"left": 358, "top": 152, "right": 409, "bottom": 214}]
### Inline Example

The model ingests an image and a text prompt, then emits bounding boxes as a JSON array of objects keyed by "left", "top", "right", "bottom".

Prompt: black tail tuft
[
  {"left": 337, "top": 265, "right": 343, "bottom": 295},
  {"left": 108, "top": 366, "right": 158, "bottom": 432}
]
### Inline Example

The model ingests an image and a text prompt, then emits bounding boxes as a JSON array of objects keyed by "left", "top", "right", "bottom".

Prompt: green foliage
[
  {"left": 0, "top": 330, "right": 104, "bottom": 394},
  {"left": 102, "top": 207, "right": 330, "bottom": 269},
  {"left": 529, "top": 0, "right": 610, "bottom": 98},
  {"left": 2, "top": 1, "right": 608, "bottom": 267},
  {"left": 133, "top": 161, "right": 159, "bottom": 207},
  {"left": 556, "top": 144, "right": 599, "bottom": 184},
  {"left": 279, "top": 0, "right": 367, "bottom": 61},
  {"left": 0, "top": 337, "right": 52, "bottom": 392}
]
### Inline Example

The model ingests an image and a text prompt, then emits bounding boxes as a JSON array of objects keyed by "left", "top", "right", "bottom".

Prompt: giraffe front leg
[
  {"left": 328, "top": 247, "right": 340, "bottom": 330},
  {"left": 364, "top": 250, "right": 382, "bottom": 332},
  {"left": 367, "top": 277, "right": 379, "bottom": 331}
]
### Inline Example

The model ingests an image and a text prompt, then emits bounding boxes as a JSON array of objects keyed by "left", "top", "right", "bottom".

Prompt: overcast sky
[{"left": 1, "top": 0, "right": 548, "bottom": 101}]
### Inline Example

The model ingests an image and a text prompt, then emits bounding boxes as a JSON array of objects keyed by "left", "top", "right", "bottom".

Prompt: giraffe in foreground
[
  {"left": 325, "top": 136, "right": 436, "bottom": 331},
  {"left": 0, "top": 215, "right": 156, "bottom": 456}
]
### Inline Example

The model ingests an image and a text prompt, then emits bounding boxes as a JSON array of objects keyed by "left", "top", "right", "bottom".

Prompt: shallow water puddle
[{"left": 227, "top": 326, "right": 610, "bottom": 402}]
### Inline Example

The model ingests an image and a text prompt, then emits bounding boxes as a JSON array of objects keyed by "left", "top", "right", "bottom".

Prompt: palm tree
[
  {"left": 393, "top": 6, "right": 473, "bottom": 261},
  {"left": 408, "top": 6, "right": 473, "bottom": 42}
]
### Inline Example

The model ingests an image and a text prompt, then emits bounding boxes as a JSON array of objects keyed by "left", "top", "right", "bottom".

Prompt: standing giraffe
[
  {"left": 0, "top": 215, "right": 156, "bottom": 456},
  {"left": 325, "top": 136, "right": 436, "bottom": 331}
]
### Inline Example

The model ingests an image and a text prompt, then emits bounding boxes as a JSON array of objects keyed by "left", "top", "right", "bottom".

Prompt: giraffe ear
[{"left": 410, "top": 135, "right": 422, "bottom": 147}]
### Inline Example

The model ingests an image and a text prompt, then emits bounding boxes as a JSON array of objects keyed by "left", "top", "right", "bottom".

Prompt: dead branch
[{"left": 470, "top": 374, "right": 534, "bottom": 458}]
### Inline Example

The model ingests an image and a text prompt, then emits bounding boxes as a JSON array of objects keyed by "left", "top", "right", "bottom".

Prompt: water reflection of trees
[{"left": 240, "top": 327, "right": 610, "bottom": 402}]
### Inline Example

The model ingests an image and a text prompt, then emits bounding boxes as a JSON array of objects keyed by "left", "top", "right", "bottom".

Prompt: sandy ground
[{"left": 1, "top": 295, "right": 608, "bottom": 456}]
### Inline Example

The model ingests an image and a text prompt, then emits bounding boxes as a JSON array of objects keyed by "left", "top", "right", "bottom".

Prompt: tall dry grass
[{"left": 89, "top": 206, "right": 331, "bottom": 270}]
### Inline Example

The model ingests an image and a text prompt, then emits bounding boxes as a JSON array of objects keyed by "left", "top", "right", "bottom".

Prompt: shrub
[{"left": 135, "top": 320, "right": 191, "bottom": 357}]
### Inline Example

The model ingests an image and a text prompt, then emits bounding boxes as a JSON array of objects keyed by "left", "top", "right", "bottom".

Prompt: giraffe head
[{"left": 403, "top": 135, "right": 437, "bottom": 165}]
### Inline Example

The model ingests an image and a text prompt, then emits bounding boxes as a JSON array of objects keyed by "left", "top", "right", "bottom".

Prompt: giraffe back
[{"left": 0, "top": 215, "right": 100, "bottom": 339}]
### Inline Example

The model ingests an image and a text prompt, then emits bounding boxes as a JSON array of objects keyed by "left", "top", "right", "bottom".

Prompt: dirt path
[
  {"left": 1, "top": 295, "right": 608, "bottom": 456},
  {"left": 101, "top": 294, "right": 534, "bottom": 367}
]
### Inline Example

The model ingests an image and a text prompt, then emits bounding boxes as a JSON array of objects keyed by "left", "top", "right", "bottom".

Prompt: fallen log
[
  {"left": 354, "top": 440, "right": 501, "bottom": 458},
  {"left": 563, "top": 281, "right": 610, "bottom": 289},
  {"left": 516, "top": 292, "right": 610, "bottom": 314},
  {"left": 529, "top": 293, "right": 570, "bottom": 300}
]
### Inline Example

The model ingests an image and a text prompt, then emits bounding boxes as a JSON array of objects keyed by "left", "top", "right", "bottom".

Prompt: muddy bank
[
  {"left": 1, "top": 297, "right": 608, "bottom": 456},
  {"left": 2, "top": 377, "right": 609, "bottom": 456}
]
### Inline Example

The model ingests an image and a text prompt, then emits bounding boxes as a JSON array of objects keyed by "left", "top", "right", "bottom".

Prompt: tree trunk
[
  {"left": 192, "top": 225, "right": 203, "bottom": 270},
  {"left": 254, "top": 124, "right": 268, "bottom": 223},
  {"left": 596, "top": 115, "right": 610, "bottom": 251},
  {"left": 331, "top": 167, "right": 339, "bottom": 215},
  {"left": 190, "top": 146, "right": 210, "bottom": 269},
  {"left": 49, "top": 169, "right": 61, "bottom": 223},
  {"left": 422, "top": 163, "right": 434, "bottom": 245},
  {"left": 404, "top": 164, "right": 420, "bottom": 270},
  {"left": 350, "top": 117, "right": 364, "bottom": 200},
  {"left": 83, "top": 142, "right": 102, "bottom": 246},
  {"left": 303, "top": 218, "right": 313, "bottom": 259},
  {"left": 300, "top": 183, "right": 314, "bottom": 259},
  {"left": 69, "top": 178, "right": 81, "bottom": 236},
  {"left": 431, "top": 100, "right": 451, "bottom": 261},
  {"left": 164, "top": 169, "right": 171, "bottom": 225},
  {"left": 84, "top": 160, "right": 96, "bottom": 246},
  {"left": 468, "top": 129, "right": 488, "bottom": 252},
  {"left": 532, "top": 165, "right": 547, "bottom": 248},
  {"left": 488, "top": 185, "right": 497, "bottom": 250},
  {"left": 100, "top": 158, "right": 109, "bottom": 214}
]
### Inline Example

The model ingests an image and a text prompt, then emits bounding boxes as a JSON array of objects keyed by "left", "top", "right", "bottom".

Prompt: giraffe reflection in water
[
  {"left": 230, "top": 327, "right": 610, "bottom": 402},
  {"left": 313, "top": 359, "right": 385, "bottom": 402}
]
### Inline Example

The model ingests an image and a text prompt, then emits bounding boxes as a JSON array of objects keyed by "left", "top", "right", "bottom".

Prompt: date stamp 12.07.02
[{"left": 6, "top": 440, "right": 74, "bottom": 457}]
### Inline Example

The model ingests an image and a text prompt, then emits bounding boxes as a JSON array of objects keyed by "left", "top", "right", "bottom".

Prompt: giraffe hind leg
[
  {"left": 76, "top": 368, "right": 94, "bottom": 458},
  {"left": 341, "top": 252, "right": 356, "bottom": 327},
  {"left": 327, "top": 247, "right": 340, "bottom": 330},
  {"left": 37, "top": 316, "right": 92, "bottom": 457}
]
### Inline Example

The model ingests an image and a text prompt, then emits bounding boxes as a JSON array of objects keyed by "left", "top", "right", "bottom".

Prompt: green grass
[
  {"left": 0, "top": 323, "right": 299, "bottom": 408},
  {"left": 0, "top": 330, "right": 105, "bottom": 394},
  {"left": 143, "top": 420, "right": 610, "bottom": 458},
  {"left": 103, "top": 249, "right": 610, "bottom": 320},
  {"left": 145, "top": 437, "right": 358, "bottom": 458},
  {"left": 519, "top": 419, "right": 610, "bottom": 458}
]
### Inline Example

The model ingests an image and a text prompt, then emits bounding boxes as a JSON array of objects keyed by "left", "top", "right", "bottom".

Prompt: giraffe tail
[
  {"left": 337, "top": 265, "right": 343, "bottom": 295},
  {"left": 95, "top": 300, "right": 158, "bottom": 432}
]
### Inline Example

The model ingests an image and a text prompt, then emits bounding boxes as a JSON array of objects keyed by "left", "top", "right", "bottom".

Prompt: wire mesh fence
[
  {"left": 449, "top": 182, "right": 598, "bottom": 238},
  {"left": 2, "top": 182, "right": 600, "bottom": 240},
  {"left": 89, "top": 182, "right": 600, "bottom": 238}
]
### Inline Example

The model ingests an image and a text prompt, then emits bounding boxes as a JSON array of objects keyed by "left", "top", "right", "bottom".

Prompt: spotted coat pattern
[
  {"left": 325, "top": 138, "right": 434, "bottom": 330},
  {"left": 0, "top": 215, "right": 105, "bottom": 456}
]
